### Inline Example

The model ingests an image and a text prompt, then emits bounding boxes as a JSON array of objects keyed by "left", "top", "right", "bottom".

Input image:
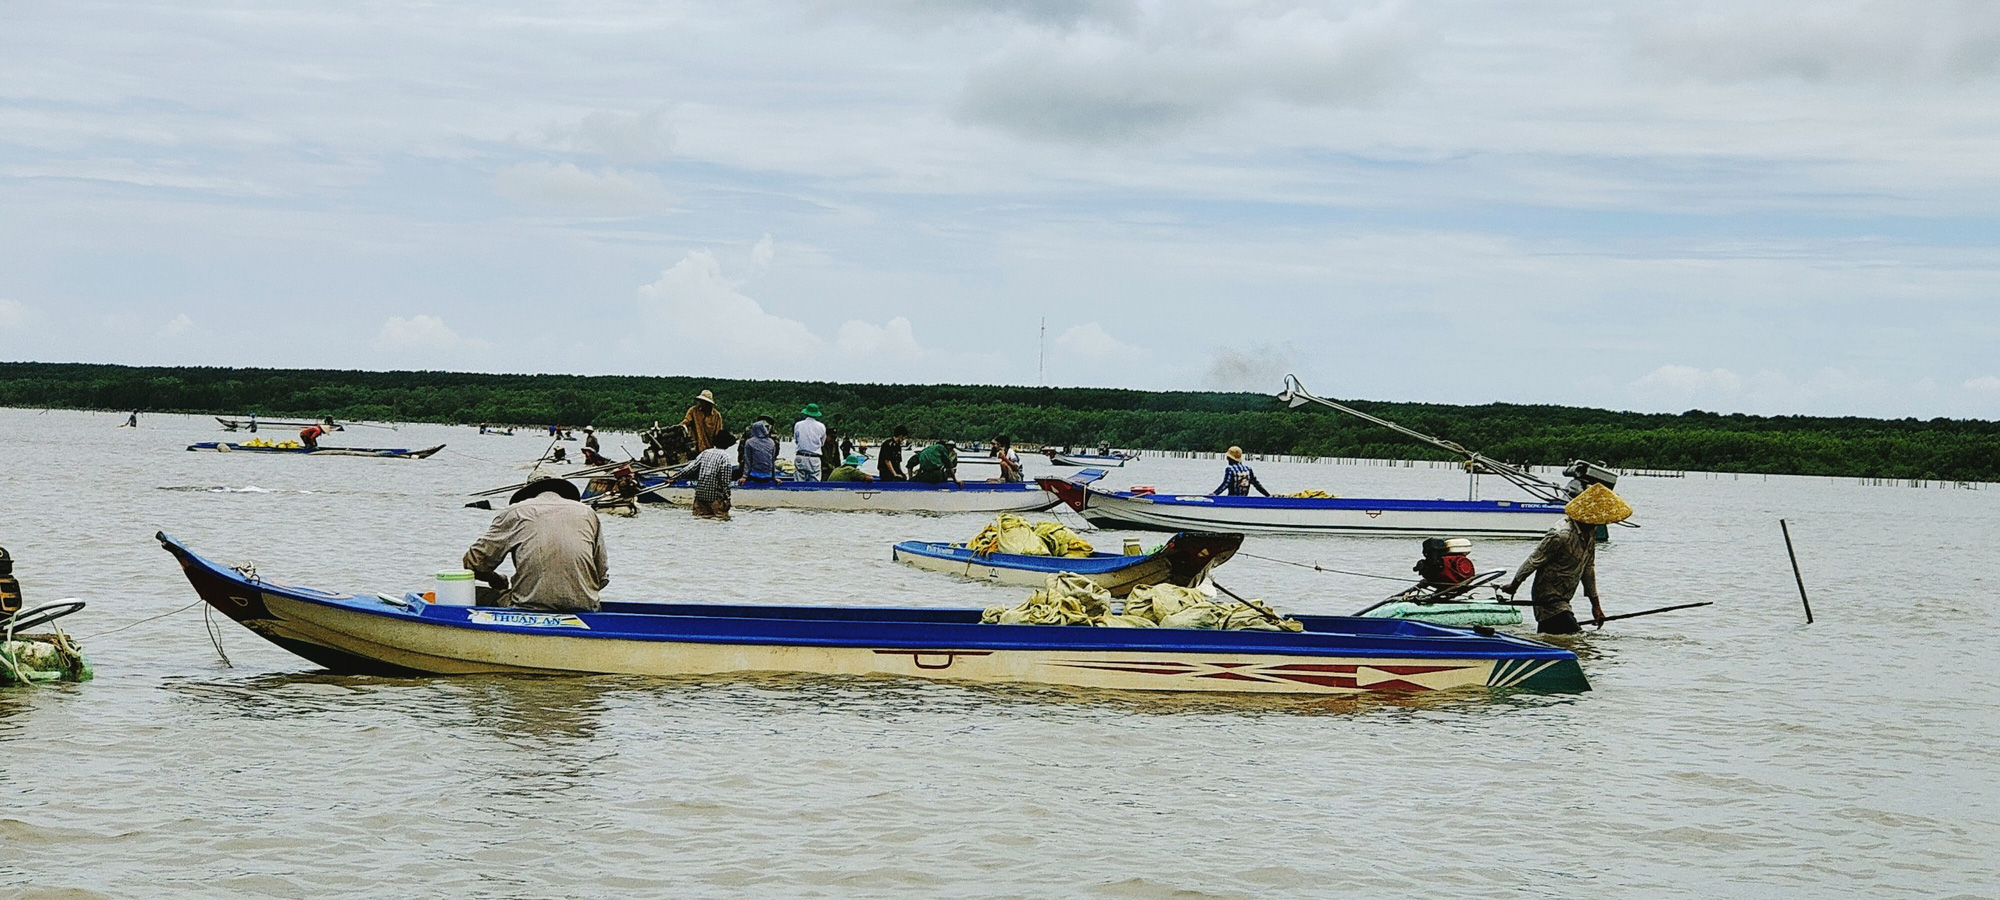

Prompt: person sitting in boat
[
  {"left": 738, "top": 418, "right": 780, "bottom": 484},
  {"left": 0, "top": 546, "right": 22, "bottom": 619},
  {"left": 1500, "top": 484, "right": 1630, "bottom": 634},
  {"left": 993, "top": 434, "right": 1024, "bottom": 483},
  {"left": 581, "top": 426, "right": 610, "bottom": 466},
  {"left": 1413, "top": 538, "right": 1476, "bottom": 588},
  {"left": 877, "top": 425, "right": 909, "bottom": 481},
  {"left": 684, "top": 431, "right": 737, "bottom": 520},
  {"left": 679, "top": 390, "right": 725, "bottom": 453},
  {"left": 1212, "top": 447, "right": 1271, "bottom": 497},
  {"left": 909, "top": 440, "right": 961, "bottom": 487},
  {"left": 828, "top": 454, "right": 874, "bottom": 482},
  {"left": 299, "top": 423, "right": 327, "bottom": 450},
  {"left": 793, "top": 404, "right": 827, "bottom": 482},
  {"left": 548, "top": 445, "right": 569, "bottom": 464},
  {"left": 463, "top": 477, "right": 609, "bottom": 612}
]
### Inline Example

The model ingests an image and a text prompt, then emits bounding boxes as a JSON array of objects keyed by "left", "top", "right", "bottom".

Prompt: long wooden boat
[
  {"left": 187, "top": 441, "right": 444, "bottom": 459},
  {"left": 1046, "top": 451, "right": 1136, "bottom": 467},
  {"left": 645, "top": 479, "right": 1062, "bottom": 514},
  {"left": 1038, "top": 478, "right": 1566, "bottom": 538},
  {"left": 216, "top": 417, "right": 342, "bottom": 431},
  {"left": 891, "top": 532, "right": 1243, "bottom": 595},
  {"left": 157, "top": 533, "right": 1588, "bottom": 694}
]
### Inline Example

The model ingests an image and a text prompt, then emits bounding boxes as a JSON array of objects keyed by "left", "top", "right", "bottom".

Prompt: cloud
[
  {"left": 835, "top": 317, "right": 924, "bottom": 358},
  {"left": 0, "top": 299, "right": 41, "bottom": 330},
  {"left": 494, "top": 162, "right": 672, "bottom": 215},
  {"left": 1054, "top": 322, "right": 1143, "bottom": 360},
  {"left": 161, "top": 313, "right": 193, "bottom": 336},
  {"left": 372, "top": 315, "right": 490, "bottom": 352},
  {"left": 1625, "top": 364, "right": 1937, "bottom": 416},
  {"left": 1630, "top": 364, "right": 1745, "bottom": 399},
  {"left": 1963, "top": 376, "right": 2000, "bottom": 392},
  {"left": 752, "top": 233, "right": 775, "bottom": 267},
  {"left": 956, "top": 3, "right": 1415, "bottom": 143},
  {"left": 541, "top": 109, "right": 675, "bottom": 163},
  {"left": 1204, "top": 343, "right": 1296, "bottom": 392},
  {"left": 1634, "top": 2, "right": 2000, "bottom": 84}
]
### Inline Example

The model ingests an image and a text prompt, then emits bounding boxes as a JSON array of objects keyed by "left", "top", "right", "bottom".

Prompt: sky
[{"left": 3, "top": 0, "right": 1999, "bottom": 418}]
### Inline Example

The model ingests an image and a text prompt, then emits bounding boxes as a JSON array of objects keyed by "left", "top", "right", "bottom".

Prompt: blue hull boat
[
  {"left": 187, "top": 441, "right": 444, "bottom": 459},
  {"left": 892, "top": 532, "right": 1242, "bottom": 595},
  {"left": 1040, "top": 479, "right": 1566, "bottom": 538},
  {"left": 157, "top": 533, "right": 1587, "bottom": 695}
]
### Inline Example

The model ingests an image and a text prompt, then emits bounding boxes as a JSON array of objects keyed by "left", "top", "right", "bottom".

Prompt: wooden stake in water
[{"left": 1780, "top": 518, "right": 1813, "bottom": 624}]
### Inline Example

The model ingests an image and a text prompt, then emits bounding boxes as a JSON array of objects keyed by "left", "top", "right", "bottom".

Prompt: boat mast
[{"left": 1275, "top": 375, "right": 1570, "bottom": 503}]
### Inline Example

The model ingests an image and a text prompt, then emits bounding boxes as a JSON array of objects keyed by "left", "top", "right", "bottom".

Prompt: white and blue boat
[
  {"left": 187, "top": 441, "right": 444, "bottom": 459},
  {"left": 891, "top": 532, "right": 1243, "bottom": 595},
  {"left": 1045, "top": 450, "right": 1137, "bottom": 467},
  {"left": 1038, "top": 478, "right": 1567, "bottom": 538},
  {"left": 158, "top": 533, "right": 1588, "bottom": 695}
]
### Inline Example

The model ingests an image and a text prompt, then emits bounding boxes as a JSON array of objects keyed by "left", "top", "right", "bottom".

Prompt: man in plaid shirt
[
  {"left": 1212, "top": 446, "right": 1271, "bottom": 497},
  {"left": 686, "top": 431, "right": 738, "bottom": 519}
]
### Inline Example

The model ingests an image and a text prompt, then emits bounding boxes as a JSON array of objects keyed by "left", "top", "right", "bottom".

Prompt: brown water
[{"left": 3, "top": 408, "right": 1996, "bottom": 898}]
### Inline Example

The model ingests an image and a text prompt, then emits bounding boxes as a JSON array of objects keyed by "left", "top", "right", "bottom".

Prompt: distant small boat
[
  {"left": 892, "top": 531, "right": 1243, "bottom": 595},
  {"left": 1038, "top": 478, "right": 1566, "bottom": 538},
  {"left": 216, "top": 417, "right": 342, "bottom": 432},
  {"left": 1045, "top": 450, "right": 1137, "bottom": 467},
  {"left": 157, "top": 532, "right": 1589, "bottom": 694},
  {"left": 187, "top": 442, "right": 444, "bottom": 459},
  {"left": 645, "top": 478, "right": 1062, "bottom": 514}
]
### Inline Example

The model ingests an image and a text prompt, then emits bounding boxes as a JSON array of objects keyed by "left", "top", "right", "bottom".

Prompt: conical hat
[{"left": 1564, "top": 483, "right": 1631, "bottom": 525}]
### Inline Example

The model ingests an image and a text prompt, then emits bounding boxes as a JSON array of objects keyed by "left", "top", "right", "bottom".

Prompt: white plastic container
[{"left": 433, "top": 569, "right": 477, "bottom": 606}]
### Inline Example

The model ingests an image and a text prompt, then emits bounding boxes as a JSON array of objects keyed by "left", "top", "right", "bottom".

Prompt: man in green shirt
[
  {"left": 909, "top": 441, "right": 961, "bottom": 486},
  {"left": 828, "top": 453, "right": 874, "bottom": 482}
]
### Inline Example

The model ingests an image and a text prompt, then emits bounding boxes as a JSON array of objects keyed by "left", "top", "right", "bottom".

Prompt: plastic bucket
[{"left": 433, "top": 569, "right": 477, "bottom": 606}]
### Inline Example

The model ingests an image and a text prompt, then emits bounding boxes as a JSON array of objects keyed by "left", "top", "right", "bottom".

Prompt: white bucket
[{"left": 433, "top": 569, "right": 477, "bottom": 606}]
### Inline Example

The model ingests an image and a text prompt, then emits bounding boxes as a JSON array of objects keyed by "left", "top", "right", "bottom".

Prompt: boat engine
[
  {"left": 1560, "top": 460, "right": 1619, "bottom": 499},
  {"left": 0, "top": 547, "right": 20, "bottom": 618}
]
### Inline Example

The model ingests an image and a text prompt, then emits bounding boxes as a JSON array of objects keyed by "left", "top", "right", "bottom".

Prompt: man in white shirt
[{"left": 792, "top": 403, "right": 827, "bottom": 481}]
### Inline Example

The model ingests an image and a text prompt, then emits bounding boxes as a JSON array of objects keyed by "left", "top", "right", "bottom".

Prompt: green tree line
[{"left": 4, "top": 361, "right": 1997, "bottom": 480}]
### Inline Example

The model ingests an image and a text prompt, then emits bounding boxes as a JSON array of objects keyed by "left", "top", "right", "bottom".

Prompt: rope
[
  {"left": 1233, "top": 551, "right": 1413, "bottom": 583},
  {"left": 79, "top": 599, "right": 202, "bottom": 639},
  {"left": 203, "top": 603, "right": 233, "bottom": 667}
]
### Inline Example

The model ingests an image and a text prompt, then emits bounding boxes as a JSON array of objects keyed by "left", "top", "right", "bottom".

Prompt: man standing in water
[
  {"left": 464, "top": 477, "right": 609, "bottom": 611},
  {"left": 1500, "top": 484, "right": 1630, "bottom": 633},
  {"left": 685, "top": 431, "right": 737, "bottom": 519}
]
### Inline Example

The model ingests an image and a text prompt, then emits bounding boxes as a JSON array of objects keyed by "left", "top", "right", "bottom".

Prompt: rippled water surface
[{"left": 3, "top": 408, "right": 1997, "bottom": 898}]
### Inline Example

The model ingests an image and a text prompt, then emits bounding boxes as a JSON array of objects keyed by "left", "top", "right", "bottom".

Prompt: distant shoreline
[{"left": 4, "top": 360, "right": 1996, "bottom": 481}]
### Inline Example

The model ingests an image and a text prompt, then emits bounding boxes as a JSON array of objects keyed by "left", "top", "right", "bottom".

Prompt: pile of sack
[
  {"left": 1283, "top": 489, "right": 1335, "bottom": 499},
  {"left": 967, "top": 515, "right": 1094, "bottom": 558},
  {"left": 980, "top": 575, "right": 1302, "bottom": 632}
]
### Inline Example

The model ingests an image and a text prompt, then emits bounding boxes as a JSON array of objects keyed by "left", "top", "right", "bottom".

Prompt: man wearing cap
[
  {"left": 828, "top": 453, "right": 874, "bottom": 482},
  {"left": 793, "top": 404, "right": 828, "bottom": 481},
  {"left": 1212, "top": 447, "right": 1271, "bottom": 497},
  {"left": 1500, "top": 484, "right": 1630, "bottom": 633},
  {"left": 463, "top": 478, "right": 609, "bottom": 612},
  {"left": 679, "top": 390, "right": 725, "bottom": 453}
]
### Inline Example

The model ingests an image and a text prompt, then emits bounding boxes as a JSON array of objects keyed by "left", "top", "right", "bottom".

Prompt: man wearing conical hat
[
  {"left": 1500, "top": 484, "right": 1631, "bottom": 634},
  {"left": 677, "top": 389, "right": 725, "bottom": 453}
]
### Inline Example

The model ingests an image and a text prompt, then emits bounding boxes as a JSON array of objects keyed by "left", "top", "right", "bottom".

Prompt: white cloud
[
  {"left": 1635, "top": 2, "right": 2000, "bottom": 84},
  {"left": 1204, "top": 343, "right": 1296, "bottom": 392},
  {"left": 957, "top": 3, "right": 1414, "bottom": 143},
  {"left": 0, "top": 299, "right": 41, "bottom": 330},
  {"left": 1963, "top": 376, "right": 2000, "bottom": 392},
  {"left": 161, "top": 313, "right": 193, "bottom": 336},
  {"left": 752, "top": 233, "right": 775, "bottom": 267},
  {"left": 835, "top": 317, "right": 924, "bottom": 358},
  {"left": 1054, "top": 322, "right": 1144, "bottom": 362},
  {"left": 552, "top": 109, "right": 675, "bottom": 163},
  {"left": 1625, "top": 364, "right": 1940, "bottom": 416},
  {"left": 494, "top": 162, "right": 672, "bottom": 215},
  {"left": 1630, "top": 364, "right": 1745, "bottom": 402},
  {"left": 373, "top": 315, "right": 490, "bottom": 352}
]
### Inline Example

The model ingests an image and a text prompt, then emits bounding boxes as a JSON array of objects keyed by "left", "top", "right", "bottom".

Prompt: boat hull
[
  {"left": 1039, "top": 479, "right": 1565, "bottom": 538},
  {"left": 647, "top": 481, "right": 1060, "bottom": 514},
  {"left": 1047, "top": 453, "right": 1132, "bottom": 467},
  {"left": 891, "top": 532, "right": 1241, "bottom": 595},
  {"left": 158, "top": 533, "right": 1587, "bottom": 694},
  {"left": 187, "top": 442, "right": 444, "bottom": 459}
]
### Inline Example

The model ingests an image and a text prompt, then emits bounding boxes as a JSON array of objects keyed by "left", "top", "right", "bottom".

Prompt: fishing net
[{"left": 983, "top": 578, "right": 1301, "bottom": 631}]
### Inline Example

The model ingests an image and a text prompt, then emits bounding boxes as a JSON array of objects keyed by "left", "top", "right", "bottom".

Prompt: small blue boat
[
  {"left": 158, "top": 532, "right": 1587, "bottom": 695},
  {"left": 187, "top": 441, "right": 444, "bottom": 459},
  {"left": 892, "top": 532, "right": 1242, "bottom": 595},
  {"left": 1040, "top": 479, "right": 1566, "bottom": 538}
]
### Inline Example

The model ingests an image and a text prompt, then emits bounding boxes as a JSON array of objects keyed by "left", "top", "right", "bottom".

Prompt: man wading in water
[{"left": 1500, "top": 484, "right": 1631, "bottom": 634}]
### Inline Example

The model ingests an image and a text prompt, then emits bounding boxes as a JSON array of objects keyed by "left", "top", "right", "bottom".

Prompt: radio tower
[{"left": 1037, "top": 318, "right": 1046, "bottom": 386}]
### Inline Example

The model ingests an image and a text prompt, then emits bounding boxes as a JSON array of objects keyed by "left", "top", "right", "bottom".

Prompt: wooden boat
[
  {"left": 1038, "top": 479, "right": 1566, "bottom": 538},
  {"left": 216, "top": 417, "right": 342, "bottom": 431},
  {"left": 1045, "top": 450, "right": 1136, "bottom": 467},
  {"left": 187, "top": 441, "right": 444, "bottom": 459},
  {"left": 645, "top": 478, "right": 1063, "bottom": 514},
  {"left": 156, "top": 533, "right": 1588, "bottom": 694},
  {"left": 891, "top": 532, "right": 1243, "bottom": 595}
]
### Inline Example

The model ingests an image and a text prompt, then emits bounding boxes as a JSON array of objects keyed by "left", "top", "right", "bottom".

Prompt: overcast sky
[{"left": 4, "top": 1, "right": 1998, "bottom": 417}]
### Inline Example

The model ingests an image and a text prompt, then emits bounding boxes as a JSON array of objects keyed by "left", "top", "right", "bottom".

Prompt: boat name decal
[{"left": 468, "top": 610, "right": 590, "bottom": 629}]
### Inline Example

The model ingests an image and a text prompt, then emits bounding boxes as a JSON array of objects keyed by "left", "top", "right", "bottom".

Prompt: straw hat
[
  {"left": 1564, "top": 483, "right": 1632, "bottom": 525},
  {"left": 1226, "top": 446, "right": 1244, "bottom": 461},
  {"left": 695, "top": 390, "right": 716, "bottom": 405}
]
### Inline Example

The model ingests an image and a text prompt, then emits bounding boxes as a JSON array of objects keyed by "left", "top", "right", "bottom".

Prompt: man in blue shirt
[{"left": 1213, "top": 446, "right": 1271, "bottom": 497}]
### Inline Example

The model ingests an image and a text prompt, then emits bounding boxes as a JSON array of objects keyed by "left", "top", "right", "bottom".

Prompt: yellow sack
[
  {"left": 1157, "top": 605, "right": 1223, "bottom": 630},
  {"left": 1129, "top": 584, "right": 1208, "bottom": 622},
  {"left": 1285, "top": 489, "right": 1334, "bottom": 499},
  {"left": 1219, "top": 600, "right": 1305, "bottom": 632},
  {"left": 969, "top": 514, "right": 1048, "bottom": 556},
  {"left": 1031, "top": 521, "right": 1094, "bottom": 557},
  {"left": 1095, "top": 613, "right": 1156, "bottom": 628}
]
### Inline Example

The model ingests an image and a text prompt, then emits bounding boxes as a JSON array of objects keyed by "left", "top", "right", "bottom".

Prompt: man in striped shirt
[
  {"left": 1212, "top": 446, "right": 1271, "bottom": 497},
  {"left": 685, "top": 431, "right": 738, "bottom": 519}
]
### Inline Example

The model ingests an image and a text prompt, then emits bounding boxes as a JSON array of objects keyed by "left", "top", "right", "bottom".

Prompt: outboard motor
[
  {"left": 1560, "top": 460, "right": 1619, "bottom": 499},
  {"left": 0, "top": 547, "right": 20, "bottom": 618}
]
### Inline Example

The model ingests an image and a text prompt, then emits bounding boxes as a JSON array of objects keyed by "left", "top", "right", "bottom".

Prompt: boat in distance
[
  {"left": 1038, "top": 478, "right": 1567, "bottom": 538},
  {"left": 216, "top": 417, "right": 343, "bottom": 431},
  {"left": 643, "top": 478, "right": 1068, "bottom": 514},
  {"left": 187, "top": 441, "right": 445, "bottom": 459},
  {"left": 1045, "top": 451, "right": 1137, "bottom": 467},
  {"left": 891, "top": 531, "right": 1243, "bottom": 595},
  {"left": 157, "top": 533, "right": 1588, "bottom": 695}
]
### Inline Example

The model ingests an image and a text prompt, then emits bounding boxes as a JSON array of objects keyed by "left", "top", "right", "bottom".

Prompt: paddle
[
  {"left": 1589, "top": 601, "right": 1712, "bottom": 627},
  {"left": 1208, "top": 580, "right": 1290, "bottom": 628}
]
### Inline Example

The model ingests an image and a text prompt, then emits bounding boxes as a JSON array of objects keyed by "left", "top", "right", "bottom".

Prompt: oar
[
  {"left": 1208, "top": 580, "right": 1290, "bottom": 627},
  {"left": 1589, "top": 601, "right": 1712, "bottom": 627}
]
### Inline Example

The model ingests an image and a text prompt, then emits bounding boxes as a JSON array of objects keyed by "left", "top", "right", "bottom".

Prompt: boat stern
[{"left": 1035, "top": 477, "right": 1090, "bottom": 512}]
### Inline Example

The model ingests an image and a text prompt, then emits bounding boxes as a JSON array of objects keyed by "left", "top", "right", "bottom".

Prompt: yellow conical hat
[{"left": 1564, "top": 483, "right": 1632, "bottom": 525}]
